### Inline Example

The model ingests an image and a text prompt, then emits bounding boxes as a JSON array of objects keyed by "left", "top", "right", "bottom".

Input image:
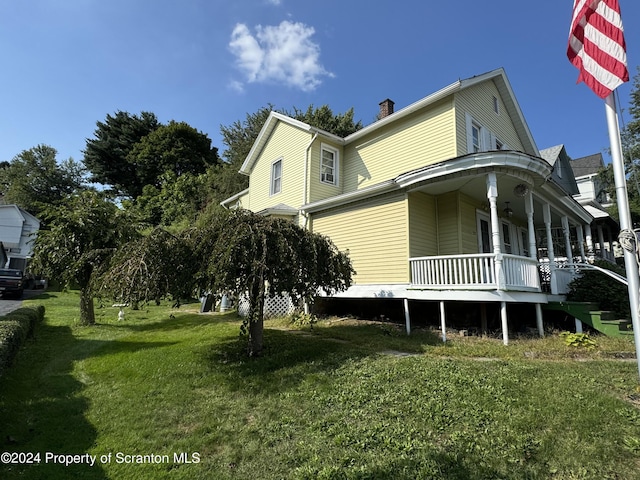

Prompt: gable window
[
  {"left": 270, "top": 158, "right": 282, "bottom": 195},
  {"left": 493, "top": 95, "right": 500, "bottom": 114},
  {"left": 321, "top": 145, "right": 338, "bottom": 185},
  {"left": 471, "top": 122, "right": 482, "bottom": 153}
]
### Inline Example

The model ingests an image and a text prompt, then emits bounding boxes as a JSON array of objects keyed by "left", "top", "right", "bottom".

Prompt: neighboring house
[
  {"left": 569, "top": 152, "right": 618, "bottom": 262},
  {"left": 0, "top": 205, "right": 40, "bottom": 271},
  {"left": 222, "top": 68, "right": 595, "bottom": 343}
]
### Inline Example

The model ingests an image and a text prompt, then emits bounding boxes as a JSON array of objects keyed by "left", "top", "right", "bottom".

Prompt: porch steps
[{"left": 543, "top": 301, "right": 634, "bottom": 337}]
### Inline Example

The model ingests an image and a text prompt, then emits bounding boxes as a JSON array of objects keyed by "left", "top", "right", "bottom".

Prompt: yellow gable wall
[
  {"left": 248, "top": 122, "right": 310, "bottom": 213},
  {"left": 310, "top": 192, "right": 409, "bottom": 284},
  {"left": 454, "top": 80, "right": 526, "bottom": 155},
  {"left": 342, "top": 98, "right": 456, "bottom": 193}
]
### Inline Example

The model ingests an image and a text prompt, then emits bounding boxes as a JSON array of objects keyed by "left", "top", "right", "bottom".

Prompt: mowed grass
[{"left": 1, "top": 291, "right": 640, "bottom": 479}]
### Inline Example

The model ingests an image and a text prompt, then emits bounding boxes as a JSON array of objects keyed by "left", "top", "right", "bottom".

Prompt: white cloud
[
  {"left": 266, "top": 0, "right": 282, "bottom": 5},
  {"left": 228, "top": 79, "right": 245, "bottom": 94},
  {"left": 229, "top": 20, "right": 334, "bottom": 92}
]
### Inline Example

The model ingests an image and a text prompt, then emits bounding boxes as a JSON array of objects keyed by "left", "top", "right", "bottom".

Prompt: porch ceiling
[{"left": 408, "top": 172, "right": 578, "bottom": 226}]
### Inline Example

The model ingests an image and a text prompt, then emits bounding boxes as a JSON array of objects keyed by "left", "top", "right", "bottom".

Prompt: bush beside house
[
  {"left": 0, "top": 306, "right": 45, "bottom": 377},
  {"left": 567, "top": 260, "right": 630, "bottom": 318}
]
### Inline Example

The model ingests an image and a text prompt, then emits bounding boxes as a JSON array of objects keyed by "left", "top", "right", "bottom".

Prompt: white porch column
[
  {"left": 561, "top": 216, "right": 573, "bottom": 261},
  {"left": 486, "top": 173, "right": 505, "bottom": 290},
  {"left": 439, "top": 301, "right": 447, "bottom": 342},
  {"left": 525, "top": 191, "right": 537, "bottom": 259},
  {"left": 500, "top": 301, "right": 509, "bottom": 345},
  {"left": 575, "top": 318, "right": 584, "bottom": 333},
  {"left": 576, "top": 225, "right": 586, "bottom": 262},
  {"left": 543, "top": 203, "right": 557, "bottom": 294},
  {"left": 584, "top": 224, "right": 594, "bottom": 259},
  {"left": 403, "top": 298, "right": 411, "bottom": 335},
  {"left": 535, "top": 304, "right": 544, "bottom": 337}
]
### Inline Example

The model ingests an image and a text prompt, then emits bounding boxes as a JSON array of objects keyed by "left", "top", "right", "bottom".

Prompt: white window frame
[
  {"left": 501, "top": 221, "right": 513, "bottom": 254},
  {"left": 320, "top": 144, "right": 339, "bottom": 186},
  {"left": 517, "top": 227, "right": 530, "bottom": 258},
  {"left": 466, "top": 113, "right": 491, "bottom": 154},
  {"left": 270, "top": 158, "right": 282, "bottom": 196}
]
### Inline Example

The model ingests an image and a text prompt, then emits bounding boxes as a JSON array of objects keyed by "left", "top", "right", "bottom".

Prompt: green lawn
[{"left": 1, "top": 291, "right": 640, "bottom": 479}]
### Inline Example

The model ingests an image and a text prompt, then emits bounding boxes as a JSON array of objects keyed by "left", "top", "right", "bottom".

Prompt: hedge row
[{"left": 0, "top": 305, "right": 45, "bottom": 377}]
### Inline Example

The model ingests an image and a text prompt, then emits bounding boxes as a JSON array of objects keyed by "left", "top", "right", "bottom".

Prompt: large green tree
[
  {"left": 0, "top": 145, "right": 85, "bottom": 215},
  {"left": 127, "top": 170, "right": 210, "bottom": 226},
  {"left": 83, "top": 111, "right": 161, "bottom": 198},
  {"left": 30, "top": 191, "right": 138, "bottom": 325},
  {"left": 127, "top": 120, "right": 219, "bottom": 189}
]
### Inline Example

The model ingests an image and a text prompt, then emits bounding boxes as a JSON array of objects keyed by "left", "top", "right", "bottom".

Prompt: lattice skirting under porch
[{"left": 237, "top": 293, "right": 297, "bottom": 318}]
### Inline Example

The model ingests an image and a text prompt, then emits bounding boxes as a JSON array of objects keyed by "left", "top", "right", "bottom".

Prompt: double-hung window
[
  {"left": 471, "top": 122, "right": 482, "bottom": 153},
  {"left": 321, "top": 145, "right": 338, "bottom": 185},
  {"left": 271, "top": 158, "right": 282, "bottom": 195}
]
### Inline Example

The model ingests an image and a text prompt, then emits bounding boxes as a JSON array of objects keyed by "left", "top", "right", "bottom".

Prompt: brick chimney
[{"left": 378, "top": 98, "right": 395, "bottom": 119}]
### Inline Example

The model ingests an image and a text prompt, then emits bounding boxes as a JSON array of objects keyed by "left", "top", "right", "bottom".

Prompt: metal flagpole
[{"left": 604, "top": 92, "right": 640, "bottom": 379}]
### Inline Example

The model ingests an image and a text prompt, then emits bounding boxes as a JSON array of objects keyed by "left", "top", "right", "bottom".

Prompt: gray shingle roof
[
  {"left": 539, "top": 145, "right": 564, "bottom": 165},
  {"left": 571, "top": 153, "right": 604, "bottom": 177}
]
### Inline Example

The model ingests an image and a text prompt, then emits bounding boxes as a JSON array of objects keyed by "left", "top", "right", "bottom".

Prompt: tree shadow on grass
[
  {"left": 203, "top": 322, "right": 442, "bottom": 396},
  {"left": 0, "top": 320, "right": 177, "bottom": 480},
  {"left": 0, "top": 322, "right": 109, "bottom": 480}
]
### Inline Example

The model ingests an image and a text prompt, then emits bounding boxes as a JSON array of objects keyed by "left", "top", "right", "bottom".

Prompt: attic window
[
  {"left": 270, "top": 158, "right": 282, "bottom": 195},
  {"left": 321, "top": 145, "right": 338, "bottom": 185},
  {"left": 493, "top": 96, "right": 500, "bottom": 114}
]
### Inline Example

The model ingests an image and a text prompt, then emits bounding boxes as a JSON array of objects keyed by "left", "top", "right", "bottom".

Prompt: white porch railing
[{"left": 409, "top": 253, "right": 541, "bottom": 291}]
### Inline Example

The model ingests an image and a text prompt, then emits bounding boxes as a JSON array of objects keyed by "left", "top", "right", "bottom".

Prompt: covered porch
[{"left": 398, "top": 152, "right": 595, "bottom": 343}]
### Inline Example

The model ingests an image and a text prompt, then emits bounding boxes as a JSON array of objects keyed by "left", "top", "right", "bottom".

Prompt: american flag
[{"left": 567, "top": 0, "right": 629, "bottom": 98}]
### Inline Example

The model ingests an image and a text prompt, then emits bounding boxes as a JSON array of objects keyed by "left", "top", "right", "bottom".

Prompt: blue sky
[{"left": 1, "top": 0, "right": 639, "bottom": 168}]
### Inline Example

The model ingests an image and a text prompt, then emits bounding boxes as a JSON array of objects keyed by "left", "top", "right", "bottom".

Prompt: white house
[{"left": 0, "top": 205, "right": 40, "bottom": 270}]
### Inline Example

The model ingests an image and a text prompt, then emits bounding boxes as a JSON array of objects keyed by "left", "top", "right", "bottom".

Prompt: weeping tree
[
  {"left": 188, "top": 209, "right": 354, "bottom": 356},
  {"left": 94, "top": 227, "right": 197, "bottom": 307},
  {"left": 30, "top": 191, "right": 139, "bottom": 325},
  {"left": 98, "top": 209, "right": 354, "bottom": 356}
]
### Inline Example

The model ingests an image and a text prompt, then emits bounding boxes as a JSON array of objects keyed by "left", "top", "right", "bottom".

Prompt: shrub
[
  {"left": 560, "top": 331, "right": 598, "bottom": 350},
  {"left": 0, "top": 306, "right": 45, "bottom": 377},
  {"left": 567, "top": 260, "right": 630, "bottom": 318},
  {"left": 288, "top": 311, "right": 318, "bottom": 329}
]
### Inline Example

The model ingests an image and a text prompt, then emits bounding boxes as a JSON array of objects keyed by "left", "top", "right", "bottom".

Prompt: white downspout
[{"left": 302, "top": 132, "right": 318, "bottom": 229}]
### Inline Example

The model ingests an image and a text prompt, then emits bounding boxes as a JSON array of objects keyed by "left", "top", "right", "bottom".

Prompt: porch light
[
  {"left": 513, "top": 183, "right": 529, "bottom": 197},
  {"left": 503, "top": 202, "right": 513, "bottom": 217}
]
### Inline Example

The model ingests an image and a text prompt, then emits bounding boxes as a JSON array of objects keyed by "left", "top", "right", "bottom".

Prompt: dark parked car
[{"left": 0, "top": 269, "right": 24, "bottom": 299}]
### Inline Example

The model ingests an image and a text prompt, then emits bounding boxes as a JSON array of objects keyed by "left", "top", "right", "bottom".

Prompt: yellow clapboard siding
[
  {"left": 311, "top": 192, "right": 409, "bottom": 284},
  {"left": 248, "top": 122, "right": 310, "bottom": 213},
  {"left": 459, "top": 193, "right": 481, "bottom": 254},
  {"left": 343, "top": 99, "right": 456, "bottom": 193},
  {"left": 408, "top": 192, "right": 438, "bottom": 257},
  {"left": 436, "top": 192, "right": 459, "bottom": 255}
]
